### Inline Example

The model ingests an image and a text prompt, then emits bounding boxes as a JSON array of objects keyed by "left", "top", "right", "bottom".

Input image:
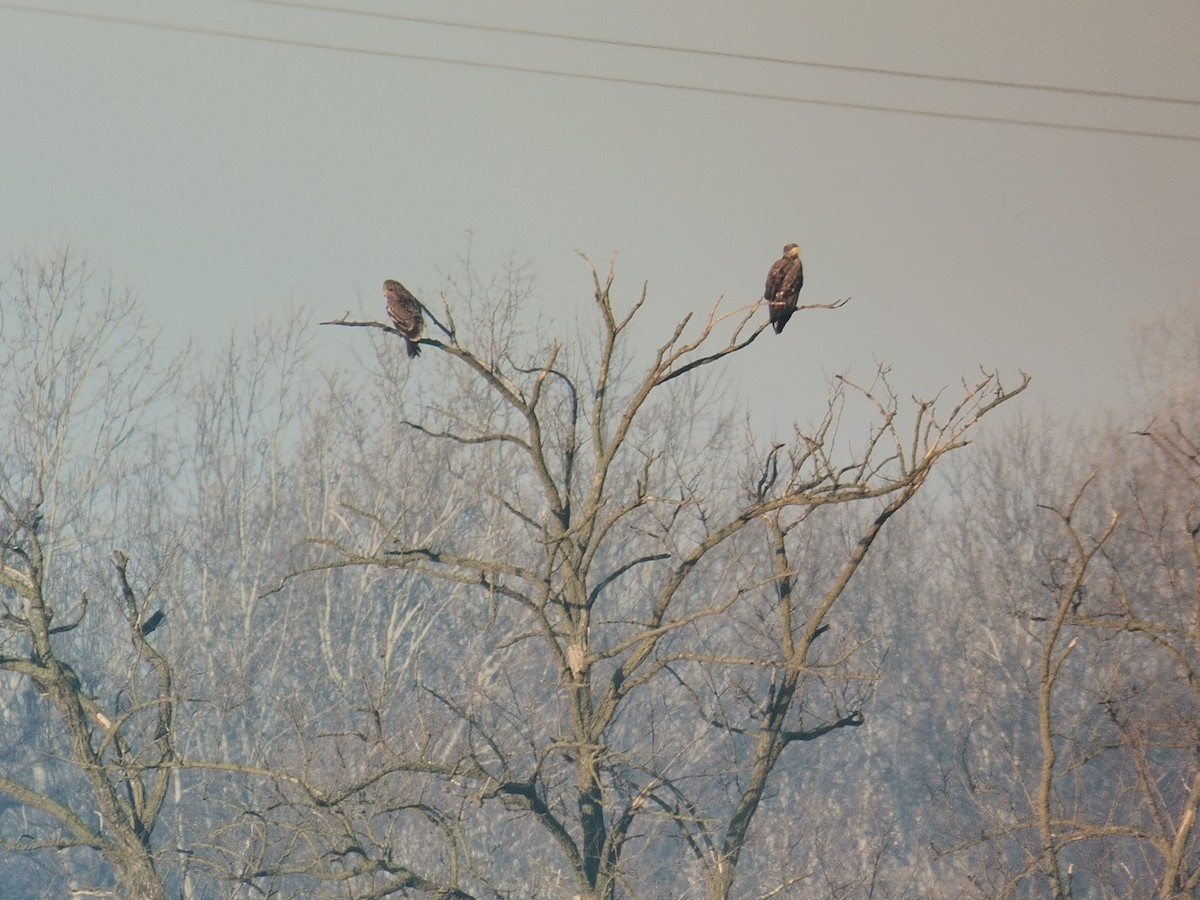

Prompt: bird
[
  {"left": 763, "top": 243, "right": 803, "bottom": 334},
  {"left": 384, "top": 279, "right": 424, "bottom": 358},
  {"left": 139, "top": 610, "right": 165, "bottom": 636}
]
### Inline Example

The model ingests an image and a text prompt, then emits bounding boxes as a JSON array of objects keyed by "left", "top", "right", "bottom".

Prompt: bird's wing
[
  {"left": 404, "top": 298, "right": 424, "bottom": 339},
  {"left": 764, "top": 257, "right": 788, "bottom": 299},
  {"left": 781, "top": 259, "right": 803, "bottom": 300},
  {"left": 388, "top": 298, "right": 421, "bottom": 336}
]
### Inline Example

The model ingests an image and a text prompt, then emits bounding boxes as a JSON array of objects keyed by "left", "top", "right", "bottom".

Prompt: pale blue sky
[{"left": 3, "top": 1, "right": 1198, "bottom": 431}]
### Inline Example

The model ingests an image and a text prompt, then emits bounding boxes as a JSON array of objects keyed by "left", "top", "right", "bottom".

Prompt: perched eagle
[
  {"left": 763, "top": 243, "right": 803, "bottom": 334},
  {"left": 384, "top": 279, "right": 424, "bottom": 358}
]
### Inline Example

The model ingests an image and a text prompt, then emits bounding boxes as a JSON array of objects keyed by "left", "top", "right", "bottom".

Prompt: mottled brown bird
[
  {"left": 763, "top": 243, "right": 803, "bottom": 334},
  {"left": 384, "top": 279, "right": 424, "bottom": 358}
]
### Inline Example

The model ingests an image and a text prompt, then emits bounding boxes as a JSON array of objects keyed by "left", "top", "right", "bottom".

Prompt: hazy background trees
[
  {"left": 0, "top": 249, "right": 183, "bottom": 898},
  {"left": 1, "top": 242, "right": 1196, "bottom": 898},
  {"left": 925, "top": 305, "right": 1200, "bottom": 898}
]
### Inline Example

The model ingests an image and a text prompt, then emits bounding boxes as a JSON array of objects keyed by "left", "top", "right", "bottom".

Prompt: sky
[{"left": 2, "top": 1, "right": 1198, "bottom": 436}]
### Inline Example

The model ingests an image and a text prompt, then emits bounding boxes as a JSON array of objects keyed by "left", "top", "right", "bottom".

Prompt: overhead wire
[
  {"left": 2, "top": 1, "right": 1197, "bottom": 142},
  {"left": 242, "top": 0, "right": 1200, "bottom": 108}
]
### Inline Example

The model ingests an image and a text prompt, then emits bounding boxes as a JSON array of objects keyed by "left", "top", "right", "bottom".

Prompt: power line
[
  {"left": 3, "top": 2, "right": 1197, "bottom": 142},
  {"left": 243, "top": 0, "right": 1200, "bottom": 108}
]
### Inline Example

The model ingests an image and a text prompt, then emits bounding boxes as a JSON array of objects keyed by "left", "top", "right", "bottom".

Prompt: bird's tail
[
  {"left": 768, "top": 299, "right": 790, "bottom": 334},
  {"left": 406, "top": 340, "right": 421, "bottom": 359}
]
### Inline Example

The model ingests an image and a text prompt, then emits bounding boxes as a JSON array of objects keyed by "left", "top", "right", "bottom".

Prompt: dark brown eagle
[
  {"left": 763, "top": 243, "right": 803, "bottom": 334},
  {"left": 384, "top": 279, "right": 424, "bottom": 358}
]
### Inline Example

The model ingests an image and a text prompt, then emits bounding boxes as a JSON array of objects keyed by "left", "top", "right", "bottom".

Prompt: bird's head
[
  {"left": 784, "top": 243, "right": 801, "bottom": 259},
  {"left": 383, "top": 279, "right": 400, "bottom": 294}
]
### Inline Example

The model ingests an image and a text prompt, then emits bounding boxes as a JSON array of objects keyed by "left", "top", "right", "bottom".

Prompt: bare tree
[
  {"left": 938, "top": 317, "right": 1200, "bottom": 898},
  {"left": 272, "top": 257, "right": 1028, "bottom": 898},
  {"left": 0, "top": 248, "right": 181, "bottom": 899},
  {"left": 0, "top": 245, "right": 1038, "bottom": 897}
]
